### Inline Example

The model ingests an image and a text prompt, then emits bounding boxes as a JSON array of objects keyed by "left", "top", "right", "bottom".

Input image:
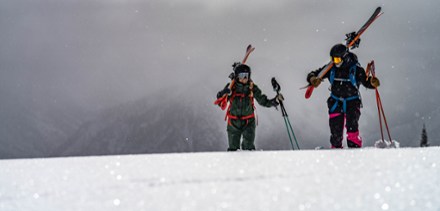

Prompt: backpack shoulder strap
[
  {"left": 329, "top": 66, "right": 336, "bottom": 85},
  {"left": 349, "top": 64, "right": 358, "bottom": 87},
  {"left": 249, "top": 81, "right": 254, "bottom": 98}
]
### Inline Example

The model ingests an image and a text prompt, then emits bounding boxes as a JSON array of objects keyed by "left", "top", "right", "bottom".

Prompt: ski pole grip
[{"left": 271, "top": 77, "right": 281, "bottom": 93}]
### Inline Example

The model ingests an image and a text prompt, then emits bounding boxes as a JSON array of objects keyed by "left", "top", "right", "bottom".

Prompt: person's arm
[
  {"left": 307, "top": 64, "right": 330, "bottom": 87},
  {"left": 216, "top": 83, "right": 231, "bottom": 98},
  {"left": 357, "top": 66, "right": 379, "bottom": 89},
  {"left": 253, "top": 84, "right": 278, "bottom": 107}
]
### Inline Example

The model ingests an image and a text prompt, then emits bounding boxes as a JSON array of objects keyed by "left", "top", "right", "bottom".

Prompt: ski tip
[
  {"left": 246, "top": 44, "right": 255, "bottom": 52},
  {"left": 378, "top": 11, "right": 384, "bottom": 18},
  {"left": 305, "top": 86, "right": 314, "bottom": 99}
]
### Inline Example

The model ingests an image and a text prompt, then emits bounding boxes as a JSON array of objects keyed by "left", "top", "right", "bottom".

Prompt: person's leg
[
  {"left": 227, "top": 121, "right": 242, "bottom": 151},
  {"left": 346, "top": 101, "right": 362, "bottom": 148},
  {"left": 329, "top": 113, "right": 345, "bottom": 148},
  {"left": 241, "top": 119, "right": 256, "bottom": 150}
]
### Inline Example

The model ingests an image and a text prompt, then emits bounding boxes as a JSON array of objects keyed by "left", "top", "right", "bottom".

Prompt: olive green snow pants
[{"left": 226, "top": 118, "right": 256, "bottom": 151}]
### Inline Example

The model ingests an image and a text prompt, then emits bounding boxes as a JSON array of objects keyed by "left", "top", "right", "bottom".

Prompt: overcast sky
[{"left": 1, "top": 0, "right": 439, "bottom": 147}]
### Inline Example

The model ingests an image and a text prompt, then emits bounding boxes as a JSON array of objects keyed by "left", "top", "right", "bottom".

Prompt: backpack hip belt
[{"left": 330, "top": 94, "right": 359, "bottom": 113}]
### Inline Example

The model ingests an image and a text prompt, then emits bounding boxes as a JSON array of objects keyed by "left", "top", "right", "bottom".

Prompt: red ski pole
[{"left": 367, "top": 61, "right": 393, "bottom": 145}]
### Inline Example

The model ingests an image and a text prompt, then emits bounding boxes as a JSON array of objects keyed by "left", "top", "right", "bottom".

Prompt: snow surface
[{"left": 1, "top": 147, "right": 439, "bottom": 211}]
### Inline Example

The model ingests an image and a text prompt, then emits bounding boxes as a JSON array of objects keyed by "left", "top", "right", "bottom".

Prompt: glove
[
  {"left": 310, "top": 76, "right": 322, "bottom": 88},
  {"left": 216, "top": 83, "right": 231, "bottom": 98},
  {"left": 270, "top": 98, "right": 279, "bottom": 107},
  {"left": 370, "top": 77, "right": 380, "bottom": 88},
  {"left": 275, "top": 93, "right": 284, "bottom": 103},
  {"left": 270, "top": 94, "right": 283, "bottom": 107}
]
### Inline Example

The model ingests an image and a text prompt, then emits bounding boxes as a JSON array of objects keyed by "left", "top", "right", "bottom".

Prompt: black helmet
[
  {"left": 233, "top": 63, "right": 251, "bottom": 80},
  {"left": 330, "top": 44, "right": 348, "bottom": 58}
]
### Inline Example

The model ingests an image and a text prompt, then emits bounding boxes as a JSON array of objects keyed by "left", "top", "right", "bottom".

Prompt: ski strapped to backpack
[
  {"left": 304, "top": 7, "right": 383, "bottom": 99},
  {"left": 214, "top": 45, "right": 255, "bottom": 110},
  {"left": 214, "top": 45, "right": 257, "bottom": 125},
  {"left": 366, "top": 60, "right": 394, "bottom": 147}
]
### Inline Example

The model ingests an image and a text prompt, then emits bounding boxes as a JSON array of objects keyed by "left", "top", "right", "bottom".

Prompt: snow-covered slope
[{"left": 1, "top": 147, "right": 439, "bottom": 211}]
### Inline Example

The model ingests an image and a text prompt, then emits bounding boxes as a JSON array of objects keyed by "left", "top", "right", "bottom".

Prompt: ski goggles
[
  {"left": 332, "top": 56, "right": 342, "bottom": 64},
  {"left": 237, "top": 72, "right": 249, "bottom": 79}
]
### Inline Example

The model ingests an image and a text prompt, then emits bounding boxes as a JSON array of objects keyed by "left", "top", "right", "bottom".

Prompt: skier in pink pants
[{"left": 307, "top": 44, "right": 380, "bottom": 148}]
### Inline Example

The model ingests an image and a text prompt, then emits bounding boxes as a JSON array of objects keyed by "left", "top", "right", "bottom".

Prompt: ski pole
[
  {"left": 283, "top": 105, "right": 300, "bottom": 150},
  {"left": 271, "top": 77, "right": 300, "bottom": 150},
  {"left": 367, "top": 61, "right": 394, "bottom": 146},
  {"left": 376, "top": 88, "right": 393, "bottom": 144}
]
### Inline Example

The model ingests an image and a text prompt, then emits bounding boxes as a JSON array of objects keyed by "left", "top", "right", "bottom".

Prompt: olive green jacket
[{"left": 227, "top": 81, "right": 273, "bottom": 118}]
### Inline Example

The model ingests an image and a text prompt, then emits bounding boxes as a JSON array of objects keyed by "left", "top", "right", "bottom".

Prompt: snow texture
[
  {"left": 1, "top": 147, "right": 439, "bottom": 211},
  {"left": 375, "top": 140, "right": 400, "bottom": 149}
]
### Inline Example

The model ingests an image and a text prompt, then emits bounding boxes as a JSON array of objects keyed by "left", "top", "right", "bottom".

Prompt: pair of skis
[{"left": 304, "top": 6, "right": 384, "bottom": 99}]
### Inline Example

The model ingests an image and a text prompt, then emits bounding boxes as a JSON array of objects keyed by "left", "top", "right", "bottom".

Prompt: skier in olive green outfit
[{"left": 216, "top": 63, "right": 282, "bottom": 151}]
